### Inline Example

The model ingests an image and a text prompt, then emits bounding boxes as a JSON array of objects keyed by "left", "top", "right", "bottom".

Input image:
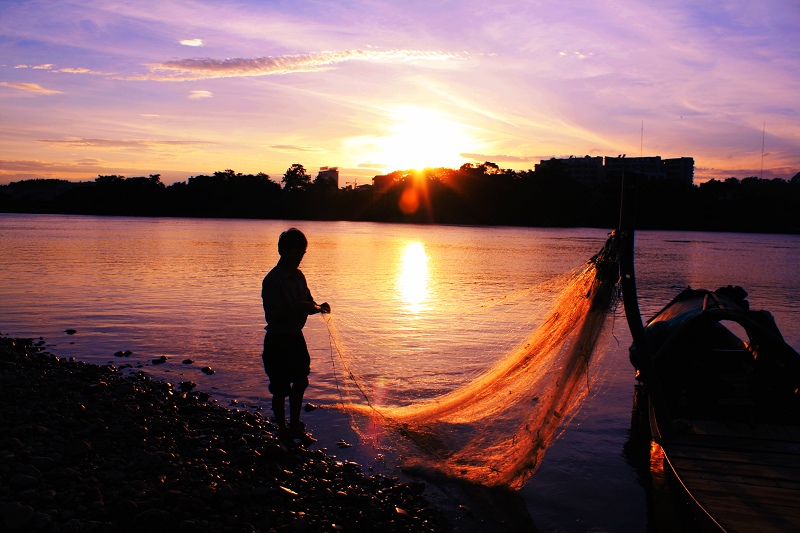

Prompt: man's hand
[{"left": 318, "top": 302, "right": 331, "bottom": 314}]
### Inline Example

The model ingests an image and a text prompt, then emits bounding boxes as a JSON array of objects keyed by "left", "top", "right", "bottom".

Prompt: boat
[{"left": 616, "top": 183, "right": 800, "bottom": 532}]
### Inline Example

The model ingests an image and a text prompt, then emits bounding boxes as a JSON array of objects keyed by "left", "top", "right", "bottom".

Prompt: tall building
[
  {"left": 535, "top": 156, "right": 605, "bottom": 186},
  {"left": 536, "top": 155, "right": 695, "bottom": 186},
  {"left": 604, "top": 156, "right": 665, "bottom": 180},
  {"left": 315, "top": 166, "right": 339, "bottom": 188},
  {"left": 663, "top": 157, "right": 694, "bottom": 185}
]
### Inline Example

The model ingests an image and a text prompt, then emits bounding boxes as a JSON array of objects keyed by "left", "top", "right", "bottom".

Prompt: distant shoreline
[{"left": 2, "top": 171, "right": 799, "bottom": 234}]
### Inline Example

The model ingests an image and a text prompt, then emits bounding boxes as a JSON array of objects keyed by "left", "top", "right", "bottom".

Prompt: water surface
[{"left": 2, "top": 213, "right": 798, "bottom": 532}]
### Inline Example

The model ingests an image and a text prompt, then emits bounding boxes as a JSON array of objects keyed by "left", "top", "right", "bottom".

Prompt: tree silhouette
[{"left": 282, "top": 164, "right": 310, "bottom": 191}]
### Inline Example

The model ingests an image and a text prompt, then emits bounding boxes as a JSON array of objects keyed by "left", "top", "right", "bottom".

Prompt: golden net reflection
[{"left": 325, "top": 235, "right": 619, "bottom": 489}]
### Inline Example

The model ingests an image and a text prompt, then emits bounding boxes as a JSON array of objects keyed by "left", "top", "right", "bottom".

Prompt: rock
[
  {"left": 9, "top": 474, "right": 38, "bottom": 490},
  {"left": 64, "top": 438, "right": 92, "bottom": 457},
  {"left": 200, "top": 366, "right": 215, "bottom": 375},
  {"left": 65, "top": 329, "right": 77, "bottom": 335},
  {"left": 31, "top": 511, "right": 52, "bottom": 530},
  {"left": 136, "top": 508, "right": 175, "bottom": 529},
  {"left": 15, "top": 463, "right": 43, "bottom": 480},
  {"left": 182, "top": 359, "right": 194, "bottom": 364},
  {"left": 114, "top": 499, "right": 138, "bottom": 518},
  {"left": 152, "top": 355, "right": 168, "bottom": 365},
  {"left": 1, "top": 502, "right": 34, "bottom": 531}
]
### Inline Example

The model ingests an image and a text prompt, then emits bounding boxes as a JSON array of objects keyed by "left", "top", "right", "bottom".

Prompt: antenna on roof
[
  {"left": 760, "top": 122, "right": 766, "bottom": 179},
  {"left": 640, "top": 120, "right": 644, "bottom": 157}
]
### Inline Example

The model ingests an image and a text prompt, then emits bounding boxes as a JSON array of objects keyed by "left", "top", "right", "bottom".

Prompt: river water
[{"left": 2, "top": 213, "right": 799, "bottom": 532}]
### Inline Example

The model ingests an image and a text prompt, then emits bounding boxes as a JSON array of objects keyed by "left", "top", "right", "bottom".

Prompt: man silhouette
[{"left": 261, "top": 228, "right": 330, "bottom": 442}]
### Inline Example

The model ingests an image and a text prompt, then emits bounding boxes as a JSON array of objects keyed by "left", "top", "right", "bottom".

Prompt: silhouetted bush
[{"left": 1, "top": 167, "right": 798, "bottom": 234}]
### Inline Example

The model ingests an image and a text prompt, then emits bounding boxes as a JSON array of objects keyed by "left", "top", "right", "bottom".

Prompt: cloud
[
  {"left": 74, "top": 158, "right": 106, "bottom": 166},
  {"left": 0, "top": 159, "right": 69, "bottom": 171},
  {"left": 559, "top": 51, "right": 592, "bottom": 60},
  {"left": 268, "top": 144, "right": 323, "bottom": 153},
  {"left": 188, "top": 90, "right": 212, "bottom": 99},
  {"left": 55, "top": 67, "right": 105, "bottom": 75},
  {"left": 135, "top": 49, "right": 463, "bottom": 81},
  {"left": 0, "top": 82, "right": 62, "bottom": 95},
  {"left": 180, "top": 38, "right": 204, "bottom": 47},
  {"left": 13, "top": 64, "right": 53, "bottom": 70},
  {"left": 38, "top": 137, "right": 214, "bottom": 150},
  {"left": 0, "top": 157, "right": 107, "bottom": 180},
  {"left": 358, "top": 162, "right": 388, "bottom": 168},
  {"left": 12, "top": 63, "right": 105, "bottom": 75}
]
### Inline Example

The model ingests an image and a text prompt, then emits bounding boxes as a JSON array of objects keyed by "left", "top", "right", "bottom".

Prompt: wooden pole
[{"left": 617, "top": 173, "right": 673, "bottom": 439}]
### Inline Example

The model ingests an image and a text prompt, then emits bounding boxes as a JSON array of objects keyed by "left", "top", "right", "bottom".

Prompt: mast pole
[
  {"left": 761, "top": 122, "right": 766, "bottom": 180},
  {"left": 617, "top": 173, "right": 672, "bottom": 439}
]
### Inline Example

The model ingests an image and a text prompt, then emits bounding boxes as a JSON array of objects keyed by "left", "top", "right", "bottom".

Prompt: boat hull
[{"left": 632, "top": 286, "right": 800, "bottom": 533}]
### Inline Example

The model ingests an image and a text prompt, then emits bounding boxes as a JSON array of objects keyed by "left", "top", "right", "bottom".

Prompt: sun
[{"left": 349, "top": 105, "right": 475, "bottom": 172}]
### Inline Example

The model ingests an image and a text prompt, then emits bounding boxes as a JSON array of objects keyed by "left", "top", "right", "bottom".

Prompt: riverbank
[{"left": 0, "top": 334, "right": 451, "bottom": 532}]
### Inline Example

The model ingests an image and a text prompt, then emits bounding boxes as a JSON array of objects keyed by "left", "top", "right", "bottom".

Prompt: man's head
[{"left": 278, "top": 228, "right": 308, "bottom": 258}]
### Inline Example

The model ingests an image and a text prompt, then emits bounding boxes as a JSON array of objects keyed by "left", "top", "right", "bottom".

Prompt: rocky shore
[{"left": 0, "top": 335, "right": 451, "bottom": 532}]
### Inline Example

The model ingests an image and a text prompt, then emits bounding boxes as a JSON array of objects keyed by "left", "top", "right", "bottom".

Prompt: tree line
[{"left": 1, "top": 163, "right": 799, "bottom": 234}]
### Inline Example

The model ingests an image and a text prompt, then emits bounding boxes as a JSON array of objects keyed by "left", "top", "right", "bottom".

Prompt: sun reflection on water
[{"left": 397, "top": 242, "right": 429, "bottom": 313}]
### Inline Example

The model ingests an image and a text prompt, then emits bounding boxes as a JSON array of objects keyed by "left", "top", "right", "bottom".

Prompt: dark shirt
[{"left": 261, "top": 263, "right": 314, "bottom": 334}]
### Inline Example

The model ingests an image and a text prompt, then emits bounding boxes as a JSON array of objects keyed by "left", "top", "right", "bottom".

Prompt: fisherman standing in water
[{"left": 262, "top": 228, "right": 330, "bottom": 443}]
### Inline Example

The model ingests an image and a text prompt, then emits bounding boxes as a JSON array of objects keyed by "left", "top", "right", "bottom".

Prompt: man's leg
[
  {"left": 288, "top": 376, "right": 309, "bottom": 431},
  {"left": 272, "top": 394, "right": 287, "bottom": 431}
]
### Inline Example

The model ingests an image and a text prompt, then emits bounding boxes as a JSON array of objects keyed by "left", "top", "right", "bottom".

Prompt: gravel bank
[{"left": 0, "top": 335, "right": 451, "bottom": 532}]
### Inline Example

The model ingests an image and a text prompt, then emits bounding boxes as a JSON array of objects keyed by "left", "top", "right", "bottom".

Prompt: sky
[{"left": 1, "top": 0, "right": 798, "bottom": 187}]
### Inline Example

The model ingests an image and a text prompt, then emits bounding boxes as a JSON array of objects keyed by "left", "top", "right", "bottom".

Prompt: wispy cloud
[
  {"left": 0, "top": 157, "right": 107, "bottom": 176},
  {"left": 38, "top": 138, "right": 214, "bottom": 150},
  {"left": 134, "top": 49, "right": 463, "bottom": 81},
  {"left": 13, "top": 64, "right": 105, "bottom": 75},
  {"left": 0, "top": 82, "right": 63, "bottom": 95},
  {"left": 55, "top": 67, "right": 105, "bottom": 75},
  {"left": 268, "top": 144, "right": 323, "bottom": 153},
  {"left": 188, "top": 90, "right": 212, "bottom": 99},
  {"left": 180, "top": 38, "right": 204, "bottom": 47}
]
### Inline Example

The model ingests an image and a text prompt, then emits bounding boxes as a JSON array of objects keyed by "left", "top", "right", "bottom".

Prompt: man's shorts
[{"left": 262, "top": 331, "right": 310, "bottom": 396}]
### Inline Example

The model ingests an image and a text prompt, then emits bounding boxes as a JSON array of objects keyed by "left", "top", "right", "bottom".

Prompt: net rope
[{"left": 322, "top": 234, "right": 620, "bottom": 489}]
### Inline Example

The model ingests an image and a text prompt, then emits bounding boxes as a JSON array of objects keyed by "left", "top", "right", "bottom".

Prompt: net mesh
[{"left": 323, "top": 234, "right": 620, "bottom": 489}]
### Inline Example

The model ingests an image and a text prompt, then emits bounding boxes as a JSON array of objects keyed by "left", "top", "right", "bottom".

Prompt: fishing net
[{"left": 323, "top": 234, "right": 620, "bottom": 489}]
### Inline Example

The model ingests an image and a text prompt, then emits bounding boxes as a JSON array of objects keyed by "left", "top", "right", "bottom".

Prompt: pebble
[{"left": 0, "top": 335, "right": 451, "bottom": 532}]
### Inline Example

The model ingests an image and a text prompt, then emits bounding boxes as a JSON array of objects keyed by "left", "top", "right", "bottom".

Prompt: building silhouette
[
  {"left": 535, "top": 155, "right": 694, "bottom": 186},
  {"left": 315, "top": 167, "right": 339, "bottom": 189}
]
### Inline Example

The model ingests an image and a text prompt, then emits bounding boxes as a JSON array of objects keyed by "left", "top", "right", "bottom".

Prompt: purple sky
[{"left": 1, "top": 0, "right": 798, "bottom": 186}]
